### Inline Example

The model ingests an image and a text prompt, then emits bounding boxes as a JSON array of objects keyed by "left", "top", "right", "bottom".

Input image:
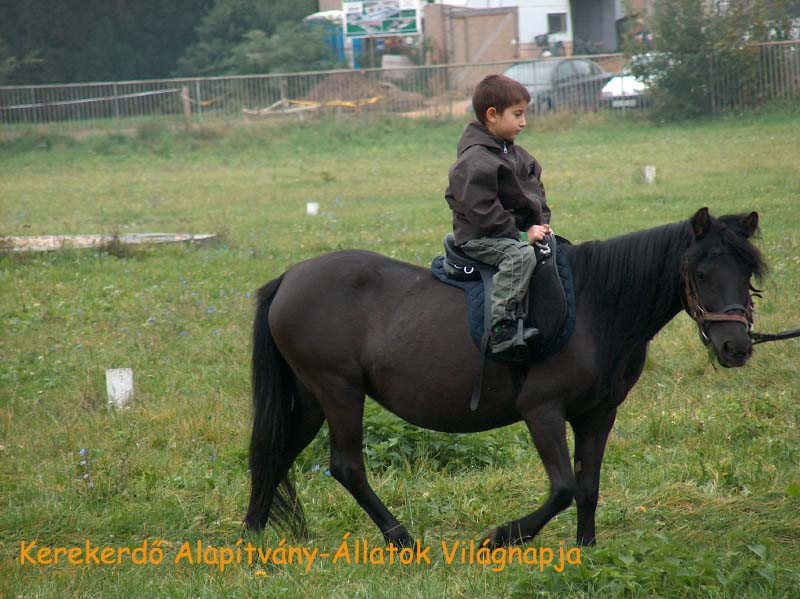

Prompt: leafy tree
[
  {"left": 0, "top": 36, "right": 40, "bottom": 84},
  {"left": 0, "top": 0, "right": 212, "bottom": 84},
  {"left": 175, "top": 0, "right": 337, "bottom": 76},
  {"left": 224, "top": 22, "right": 342, "bottom": 74},
  {"left": 628, "top": 0, "right": 794, "bottom": 118}
]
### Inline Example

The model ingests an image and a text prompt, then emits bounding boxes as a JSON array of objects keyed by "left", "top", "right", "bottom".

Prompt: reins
[
  {"left": 749, "top": 327, "right": 800, "bottom": 345},
  {"left": 681, "top": 260, "right": 800, "bottom": 346}
]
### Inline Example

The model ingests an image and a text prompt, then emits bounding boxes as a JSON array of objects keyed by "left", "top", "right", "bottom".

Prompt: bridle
[{"left": 681, "top": 258, "right": 755, "bottom": 346}]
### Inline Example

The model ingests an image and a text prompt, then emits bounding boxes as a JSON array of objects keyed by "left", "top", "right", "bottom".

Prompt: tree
[
  {"left": 0, "top": 0, "right": 212, "bottom": 84},
  {"left": 175, "top": 0, "right": 338, "bottom": 76},
  {"left": 224, "top": 22, "right": 342, "bottom": 74},
  {"left": 628, "top": 0, "right": 795, "bottom": 118},
  {"left": 0, "top": 36, "right": 40, "bottom": 84}
]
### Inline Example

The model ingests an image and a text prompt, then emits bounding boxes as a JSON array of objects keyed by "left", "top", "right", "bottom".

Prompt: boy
[{"left": 445, "top": 74, "right": 552, "bottom": 355}]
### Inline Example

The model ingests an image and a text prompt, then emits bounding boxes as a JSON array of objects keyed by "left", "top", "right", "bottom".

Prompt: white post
[{"left": 106, "top": 368, "right": 135, "bottom": 408}]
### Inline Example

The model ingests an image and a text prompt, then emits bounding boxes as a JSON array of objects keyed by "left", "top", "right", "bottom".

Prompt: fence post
[
  {"left": 195, "top": 79, "right": 203, "bottom": 121},
  {"left": 708, "top": 57, "right": 716, "bottom": 116},
  {"left": 181, "top": 86, "right": 191, "bottom": 126},
  {"left": 113, "top": 83, "right": 120, "bottom": 130},
  {"left": 280, "top": 78, "right": 288, "bottom": 107}
]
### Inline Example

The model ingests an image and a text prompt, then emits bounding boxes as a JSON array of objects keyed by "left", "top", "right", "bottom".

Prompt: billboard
[{"left": 343, "top": 0, "right": 422, "bottom": 39}]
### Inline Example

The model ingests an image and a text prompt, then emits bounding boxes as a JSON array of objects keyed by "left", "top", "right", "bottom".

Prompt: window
[
  {"left": 572, "top": 60, "right": 591, "bottom": 76},
  {"left": 547, "top": 13, "right": 567, "bottom": 34}
]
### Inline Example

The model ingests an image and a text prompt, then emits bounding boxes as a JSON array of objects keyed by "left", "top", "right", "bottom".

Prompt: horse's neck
[{"left": 572, "top": 222, "right": 691, "bottom": 352}]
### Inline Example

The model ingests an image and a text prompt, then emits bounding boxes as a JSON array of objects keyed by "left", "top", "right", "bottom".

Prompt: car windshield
[{"left": 504, "top": 62, "right": 559, "bottom": 86}]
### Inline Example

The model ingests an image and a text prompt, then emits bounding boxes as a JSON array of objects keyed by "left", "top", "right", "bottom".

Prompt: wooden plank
[{"left": 0, "top": 233, "right": 217, "bottom": 253}]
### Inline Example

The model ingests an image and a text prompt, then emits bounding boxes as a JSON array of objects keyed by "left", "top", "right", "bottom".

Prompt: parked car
[
  {"left": 599, "top": 70, "right": 651, "bottom": 109},
  {"left": 599, "top": 54, "right": 666, "bottom": 109},
  {"left": 503, "top": 58, "right": 613, "bottom": 113}
]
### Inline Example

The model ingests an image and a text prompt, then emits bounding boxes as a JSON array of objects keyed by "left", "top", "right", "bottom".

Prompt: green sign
[{"left": 343, "top": 0, "right": 421, "bottom": 39}]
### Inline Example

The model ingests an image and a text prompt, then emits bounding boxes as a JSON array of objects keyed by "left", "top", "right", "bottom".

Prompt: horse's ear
[
  {"left": 741, "top": 211, "right": 759, "bottom": 238},
  {"left": 691, "top": 207, "right": 711, "bottom": 239}
]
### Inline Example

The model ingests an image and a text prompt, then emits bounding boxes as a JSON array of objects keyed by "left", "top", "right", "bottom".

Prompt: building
[{"left": 318, "top": 0, "right": 654, "bottom": 66}]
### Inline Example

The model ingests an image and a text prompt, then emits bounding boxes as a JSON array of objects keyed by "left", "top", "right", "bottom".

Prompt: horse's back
[
  {"left": 269, "top": 249, "right": 460, "bottom": 357},
  {"left": 266, "top": 250, "right": 524, "bottom": 430}
]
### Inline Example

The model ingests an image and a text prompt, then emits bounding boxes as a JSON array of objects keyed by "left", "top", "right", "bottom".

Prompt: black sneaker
[
  {"left": 491, "top": 319, "right": 539, "bottom": 355},
  {"left": 490, "top": 320, "right": 520, "bottom": 354}
]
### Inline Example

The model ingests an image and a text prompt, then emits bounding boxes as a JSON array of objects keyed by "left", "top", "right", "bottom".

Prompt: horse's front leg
[
  {"left": 570, "top": 407, "right": 617, "bottom": 546},
  {"left": 483, "top": 401, "right": 575, "bottom": 546}
]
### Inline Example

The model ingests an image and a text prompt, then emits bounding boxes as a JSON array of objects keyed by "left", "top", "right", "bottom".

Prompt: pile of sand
[{"left": 303, "top": 72, "right": 425, "bottom": 112}]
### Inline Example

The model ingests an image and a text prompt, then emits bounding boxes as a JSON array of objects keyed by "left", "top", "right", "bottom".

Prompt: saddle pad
[
  {"left": 430, "top": 245, "right": 576, "bottom": 362},
  {"left": 431, "top": 255, "right": 486, "bottom": 349}
]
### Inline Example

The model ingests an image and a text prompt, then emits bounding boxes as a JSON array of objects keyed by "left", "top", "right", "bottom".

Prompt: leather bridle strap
[
  {"left": 681, "top": 262, "right": 753, "bottom": 344},
  {"left": 681, "top": 261, "right": 800, "bottom": 347}
]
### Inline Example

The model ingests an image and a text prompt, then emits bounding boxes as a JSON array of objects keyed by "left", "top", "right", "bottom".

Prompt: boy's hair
[{"left": 472, "top": 74, "right": 531, "bottom": 125}]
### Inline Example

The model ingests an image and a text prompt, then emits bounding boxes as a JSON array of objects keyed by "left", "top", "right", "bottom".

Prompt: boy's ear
[{"left": 485, "top": 107, "right": 497, "bottom": 124}]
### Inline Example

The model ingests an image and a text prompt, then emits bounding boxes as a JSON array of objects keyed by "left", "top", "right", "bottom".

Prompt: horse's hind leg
[
  {"left": 319, "top": 381, "right": 415, "bottom": 548},
  {"left": 484, "top": 402, "right": 576, "bottom": 546}
]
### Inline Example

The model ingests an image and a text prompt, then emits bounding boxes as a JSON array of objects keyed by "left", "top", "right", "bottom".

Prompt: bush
[{"left": 628, "top": 0, "right": 795, "bottom": 119}]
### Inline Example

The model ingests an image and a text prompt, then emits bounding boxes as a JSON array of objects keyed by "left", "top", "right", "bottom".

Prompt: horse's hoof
[
  {"left": 244, "top": 515, "right": 266, "bottom": 532},
  {"left": 479, "top": 527, "right": 502, "bottom": 549},
  {"left": 385, "top": 531, "right": 415, "bottom": 549}
]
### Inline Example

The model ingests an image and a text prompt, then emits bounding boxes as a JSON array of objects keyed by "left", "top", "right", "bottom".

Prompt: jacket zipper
[{"left": 503, "top": 142, "right": 508, "bottom": 154}]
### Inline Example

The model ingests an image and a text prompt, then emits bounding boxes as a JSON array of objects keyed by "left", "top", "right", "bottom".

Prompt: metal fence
[
  {"left": 1, "top": 42, "right": 798, "bottom": 136},
  {"left": 710, "top": 41, "right": 800, "bottom": 114}
]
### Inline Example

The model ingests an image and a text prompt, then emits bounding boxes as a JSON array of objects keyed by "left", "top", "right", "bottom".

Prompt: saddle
[{"left": 431, "top": 233, "right": 576, "bottom": 410}]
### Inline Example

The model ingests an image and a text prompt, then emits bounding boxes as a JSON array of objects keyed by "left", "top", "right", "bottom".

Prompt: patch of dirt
[{"left": 303, "top": 72, "right": 425, "bottom": 112}]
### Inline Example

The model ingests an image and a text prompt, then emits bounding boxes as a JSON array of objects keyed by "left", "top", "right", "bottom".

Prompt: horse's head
[{"left": 683, "top": 208, "right": 766, "bottom": 368}]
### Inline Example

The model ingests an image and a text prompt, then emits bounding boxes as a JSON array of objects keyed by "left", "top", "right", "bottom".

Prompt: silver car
[{"left": 503, "top": 58, "right": 613, "bottom": 113}]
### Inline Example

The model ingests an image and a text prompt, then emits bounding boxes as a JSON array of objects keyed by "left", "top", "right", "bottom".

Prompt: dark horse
[{"left": 245, "top": 208, "right": 765, "bottom": 547}]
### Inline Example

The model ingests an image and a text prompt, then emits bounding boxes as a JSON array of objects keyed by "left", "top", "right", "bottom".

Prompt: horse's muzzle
[{"left": 708, "top": 323, "right": 753, "bottom": 368}]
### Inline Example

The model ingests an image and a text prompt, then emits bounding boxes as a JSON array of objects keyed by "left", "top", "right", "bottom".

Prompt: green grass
[{"left": 1, "top": 112, "right": 799, "bottom": 598}]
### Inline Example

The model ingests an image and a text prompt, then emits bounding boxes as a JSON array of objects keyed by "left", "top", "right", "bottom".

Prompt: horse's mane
[
  {"left": 568, "top": 221, "right": 691, "bottom": 319},
  {"left": 565, "top": 215, "right": 766, "bottom": 352}
]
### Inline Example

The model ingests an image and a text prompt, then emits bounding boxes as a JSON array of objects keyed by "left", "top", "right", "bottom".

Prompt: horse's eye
[{"left": 695, "top": 270, "right": 709, "bottom": 281}]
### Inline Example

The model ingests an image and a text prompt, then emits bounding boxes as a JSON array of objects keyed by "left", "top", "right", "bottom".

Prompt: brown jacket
[{"left": 445, "top": 121, "right": 550, "bottom": 245}]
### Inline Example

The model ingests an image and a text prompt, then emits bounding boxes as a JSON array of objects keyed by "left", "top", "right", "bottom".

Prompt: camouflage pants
[{"left": 459, "top": 237, "right": 536, "bottom": 326}]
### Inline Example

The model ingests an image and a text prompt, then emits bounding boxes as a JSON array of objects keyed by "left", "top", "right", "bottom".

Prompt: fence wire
[{"left": 1, "top": 42, "right": 798, "bottom": 136}]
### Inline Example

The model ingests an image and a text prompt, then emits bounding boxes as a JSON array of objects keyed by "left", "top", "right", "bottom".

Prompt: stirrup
[{"left": 514, "top": 318, "right": 539, "bottom": 346}]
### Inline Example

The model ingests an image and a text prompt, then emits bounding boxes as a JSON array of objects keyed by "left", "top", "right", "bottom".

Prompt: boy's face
[{"left": 485, "top": 100, "right": 528, "bottom": 142}]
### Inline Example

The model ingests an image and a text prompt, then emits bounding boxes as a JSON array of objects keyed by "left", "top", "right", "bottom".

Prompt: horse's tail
[{"left": 245, "top": 274, "right": 305, "bottom": 536}]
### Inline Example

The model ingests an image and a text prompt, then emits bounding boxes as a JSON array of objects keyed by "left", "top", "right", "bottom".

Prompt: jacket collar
[{"left": 457, "top": 121, "right": 513, "bottom": 156}]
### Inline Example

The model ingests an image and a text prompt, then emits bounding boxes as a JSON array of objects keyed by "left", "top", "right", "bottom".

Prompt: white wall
[{"left": 449, "top": 0, "right": 572, "bottom": 45}]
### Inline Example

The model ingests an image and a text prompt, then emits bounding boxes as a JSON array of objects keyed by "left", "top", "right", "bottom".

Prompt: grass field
[{"left": 1, "top": 111, "right": 799, "bottom": 598}]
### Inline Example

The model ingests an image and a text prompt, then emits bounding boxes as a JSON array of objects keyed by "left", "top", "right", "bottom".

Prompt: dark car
[{"left": 503, "top": 58, "right": 613, "bottom": 113}]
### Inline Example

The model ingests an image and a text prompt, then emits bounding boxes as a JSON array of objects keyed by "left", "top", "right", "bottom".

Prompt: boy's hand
[{"left": 527, "top": 224, "right": 552, "bottom": 242}]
